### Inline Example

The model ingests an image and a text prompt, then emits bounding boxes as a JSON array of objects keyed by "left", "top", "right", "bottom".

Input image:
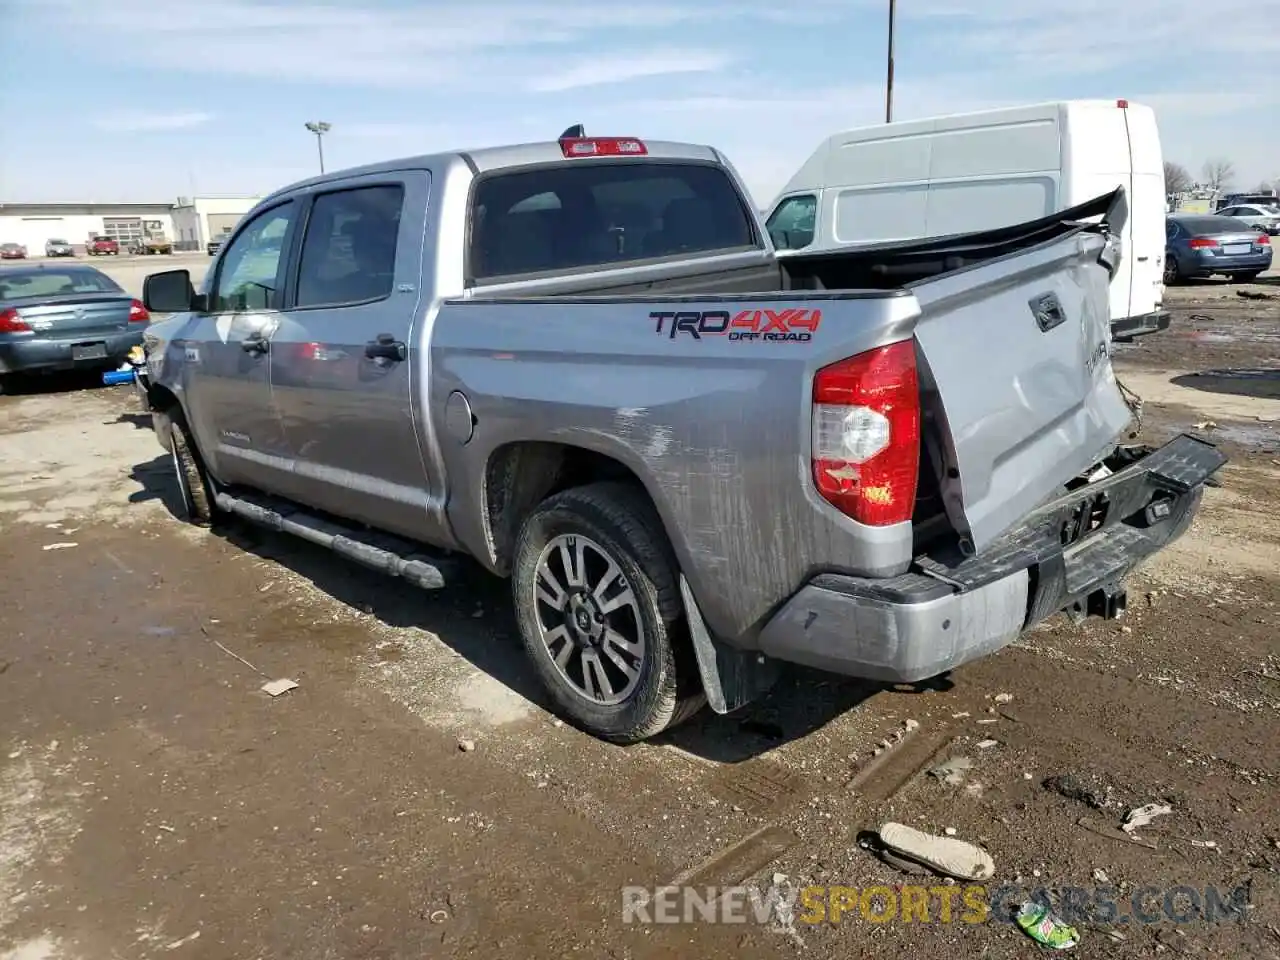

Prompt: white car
[{"left": 1217, "top": 203, "right": 1280, "bottom": 235}]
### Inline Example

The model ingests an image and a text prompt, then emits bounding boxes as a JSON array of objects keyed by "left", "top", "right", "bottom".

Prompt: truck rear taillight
[
  {"left": 128, "top": 299, "right": 150, "bottom": 323},
  {"left": 811, "top": 340, "right": 920, "bottom": 526},
  {"left": 559, "top": 137, "right": 647, "bottom": 158},
  {"left": 0, "top": 307, "right": 31, "bottom": 333}
]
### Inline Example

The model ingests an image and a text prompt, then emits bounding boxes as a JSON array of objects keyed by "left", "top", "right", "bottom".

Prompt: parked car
[
  {"left": 1215, "top": 192, "right": 1279, "bottom": 211},
  {"left": 206, "top": 234, "right": 227, "bottom": 256},
  {"left": 0, "top": 263, "right": 150, "bottom": 392},
  {"left": 135, "top": 134, "right": 1225, "bottom": 743},
  {"left": 1216, "top": 203, "right": 1280, "bottom": 235},
  {"left": 44, "top": 239, "right": 75, "bottom": 258},
  {"left": 1165, "top": 214, "right": 1273, "bottom": 283},
  {"left": 0, "top": 243, "right": 28, "bottom": 260},
  {"left": 86, "top": 237, "right": 120, "bottom": 256}
]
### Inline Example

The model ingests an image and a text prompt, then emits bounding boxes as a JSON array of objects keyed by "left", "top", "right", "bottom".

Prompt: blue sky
[{"left": 3, "top": 0, "right": 1277, "bottom": 207}]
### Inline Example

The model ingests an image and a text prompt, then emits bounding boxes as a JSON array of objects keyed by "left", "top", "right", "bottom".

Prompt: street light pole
[
  {"left": 885, "top": 0, "right": 896, "bottom": 123},
  {"left": 304, "top": 121, "right": 331, "bottom": 174}
]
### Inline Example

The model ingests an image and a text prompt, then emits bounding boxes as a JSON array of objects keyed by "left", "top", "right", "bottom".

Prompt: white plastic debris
[
  {"left": 1121, "top": 803, "right": 1173, "bottom": 834},
  {"left": 261, "top": 678, "right": 299, "bottom": 697},
  {"left": 976, "top": 739, "right": 1000, "bottom": 749},
  {"left": 42, "top": 542, "right": 79, "bottom": 551}
]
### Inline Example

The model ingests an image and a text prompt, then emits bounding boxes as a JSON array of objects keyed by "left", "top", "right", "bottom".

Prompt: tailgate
[{"left": 909, "top": 191, "right": 1134, "bottom": 553}]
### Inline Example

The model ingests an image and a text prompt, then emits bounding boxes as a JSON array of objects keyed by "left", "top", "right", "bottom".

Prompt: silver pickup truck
[{"left": 136, "top": 132, "right": 1226, "bottom": 743}]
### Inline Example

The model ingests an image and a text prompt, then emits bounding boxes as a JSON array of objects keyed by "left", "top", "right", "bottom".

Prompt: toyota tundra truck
[{"left": 134, "top": 132, "right": 1226, "bottom": 743}]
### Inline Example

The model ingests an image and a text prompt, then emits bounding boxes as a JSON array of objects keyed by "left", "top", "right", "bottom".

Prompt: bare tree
[
  {"left": 1164, "top": 161, "right": 1193, "bottom": 194},
  {"left": 1201, "top": 158, "right": 1236, "bottom": 193}
]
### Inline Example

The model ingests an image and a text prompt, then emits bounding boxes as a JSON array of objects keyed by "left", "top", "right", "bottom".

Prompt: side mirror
[{"left": 143, "top": 269, "right": 195, "bottom": 313}]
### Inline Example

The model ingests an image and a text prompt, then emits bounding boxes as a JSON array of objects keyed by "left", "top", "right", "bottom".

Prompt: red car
[
  {"left": 86, "top": 237, "right": 119, "bottom": 256},
  {"left": 0, "top": 243, "right": 27, "bottom": 260}
]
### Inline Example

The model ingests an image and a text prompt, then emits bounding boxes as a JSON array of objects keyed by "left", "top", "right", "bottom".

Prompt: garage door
[
  {"left": 102, "top": 218, "right": 143, "bottom": 246},
  {"left": 206, "top": 213, "right": 243, "bottom": 242}
]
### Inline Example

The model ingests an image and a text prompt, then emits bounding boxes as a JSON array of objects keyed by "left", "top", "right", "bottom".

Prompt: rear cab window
[{"left": 468, "top": 161, "right": 758, "bottom": 283}]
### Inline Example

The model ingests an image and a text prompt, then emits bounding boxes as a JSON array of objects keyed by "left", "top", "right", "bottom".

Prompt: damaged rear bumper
[{"left": 757, "top": 433, "right": 1227, "bottom": 683}]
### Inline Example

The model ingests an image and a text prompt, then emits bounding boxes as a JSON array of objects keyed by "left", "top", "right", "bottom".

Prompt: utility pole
[
  {"left": 885, "top": 0, "right": 896, "bottom": 123},
  {"left": 304, "top": 121, "right": 332, "bottom": 174}
]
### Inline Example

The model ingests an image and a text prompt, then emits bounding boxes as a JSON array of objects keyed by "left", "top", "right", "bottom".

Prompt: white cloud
[
  {"left": 18, "top": 0, "right": 866, "bottom": 91},
  {"left": 529, "top": 51, "right": 734, "bottom": 93},
  {"left": 92, "top": 111, "right": 213, "bottom": 132}
]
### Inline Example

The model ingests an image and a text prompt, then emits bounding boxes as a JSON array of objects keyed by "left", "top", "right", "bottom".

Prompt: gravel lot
[{"left": 1, "top": 261, "right": 1277, "bottom": 959}]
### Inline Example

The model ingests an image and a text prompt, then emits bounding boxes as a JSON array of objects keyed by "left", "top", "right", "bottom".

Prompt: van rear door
[{"left": 1119, "top": 104, "right": 1165, "bottom": 320}]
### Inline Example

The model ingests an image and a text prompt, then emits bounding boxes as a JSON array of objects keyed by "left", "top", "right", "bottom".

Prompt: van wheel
[
  {"left": 512, "top": 482, "right": 705, "bottom": 743},
  {"left": 169, "top": 413, "right": 217, "bottom": 526}
]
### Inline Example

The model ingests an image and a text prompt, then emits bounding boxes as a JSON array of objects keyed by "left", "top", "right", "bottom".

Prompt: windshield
[
  {"left": 47, "top": 239, "right": 69, "bottom": 245},
  {"left": 0, "top": 269, "right": 123, "bottom": 300}
]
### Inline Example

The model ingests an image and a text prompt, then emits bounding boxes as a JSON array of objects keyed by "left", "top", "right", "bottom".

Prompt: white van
[{"left": 766, "top": 100, "right": 1169, "bottom": 340}]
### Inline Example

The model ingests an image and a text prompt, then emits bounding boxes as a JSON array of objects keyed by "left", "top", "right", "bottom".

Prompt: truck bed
[{"left": 467, "top": 190, "right": 1122, "bottom": 301}]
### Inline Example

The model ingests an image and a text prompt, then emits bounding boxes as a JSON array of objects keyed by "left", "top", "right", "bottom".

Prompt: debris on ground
[
  {"left": 457, "top": 738, "right": 476, "bottom": 753},
  {"left": 1016, "top": 900, "right": 1080, "bottom": 950},
  {"left": 1193, "top": 420, "right": 1218, "bottom": 430},
  {"left": 1093, "top": 868, "right": 1110, "bottom": 883},
  {"left": 876, "top": 822, "right": 995, "bottom": 881},
  {"left": 42, "top": 542, "right": 79, "bottom": 551},
  {"left": 1078, "top": 816, "right": 1159, "bottom": 850},
  {"left": 1042, "top": 773, "right": 1120, "bottom": 811},
  {"left": 993, "top": 693, "right": 1013, "bottom": 704},
  {"left": 1122, "top": 802, "right": 1173, "bottom": 835},
  {"left": 1190, "top": 839, "right": 1218, "bottom": 849},
  {"left": 928, "top": 755, "right": 974, "bottom": 786},
  {"left": 976, "top": 739, "right": 1000, "bottom": 749},
  {"left": 1237, "top": 289, "right": 1275, "bottom": 301},
  {"left": 261, "top": 678, "right": 299, "bottom": 697}
]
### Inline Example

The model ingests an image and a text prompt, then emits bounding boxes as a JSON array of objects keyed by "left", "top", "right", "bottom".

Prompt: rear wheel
[
  {"left": 511, "top": 482, "right": 705, "bottom": 743},
  {"left": 1163, "top": 256, "right": 1181, "bottom": 285},
  {"left": 169, "top": 412, "right": 217, "bottom": 526}
]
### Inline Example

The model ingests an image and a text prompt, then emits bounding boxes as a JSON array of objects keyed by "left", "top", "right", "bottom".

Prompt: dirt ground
[{"left": 1, "top": 273, "right": 1277, "bottom": 960}]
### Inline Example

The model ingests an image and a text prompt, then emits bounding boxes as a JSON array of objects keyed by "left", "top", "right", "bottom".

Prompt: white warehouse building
[
  {"left": 0, "top": 196, "right": 262, "bottom": 255},
  {"left": 171, "top": 196, "right": 264, "bottom": 251}
]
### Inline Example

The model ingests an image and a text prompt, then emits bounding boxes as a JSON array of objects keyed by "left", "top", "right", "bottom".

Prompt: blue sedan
[
  {"left": 0, "top": 264, "right": 150, "bottom": 393},
  {"left": 1165, "top": 214, "right": 1272, "bottom": 283}
]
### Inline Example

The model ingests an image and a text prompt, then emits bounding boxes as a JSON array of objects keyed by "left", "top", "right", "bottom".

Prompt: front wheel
[
  {"left": 511, "top": 482, "right": 705, "bottom": 743},
  {"left": 168, "top": 413, "right": 217, "bottom": 526}
]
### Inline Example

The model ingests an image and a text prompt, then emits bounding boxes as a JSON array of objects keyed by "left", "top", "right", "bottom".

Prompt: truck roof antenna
[{"left": 559, "top": 124, "right": 585, "bottom": 140}]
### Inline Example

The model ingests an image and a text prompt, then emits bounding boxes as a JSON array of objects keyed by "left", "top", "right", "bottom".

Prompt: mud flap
[{"left": 680, "top": 574, "right": 780, "bottom": 714}]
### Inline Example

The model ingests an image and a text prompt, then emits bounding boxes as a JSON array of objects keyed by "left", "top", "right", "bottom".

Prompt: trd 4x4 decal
[{"left": 651, "top": 308, "right": 822, "bottom": 342}]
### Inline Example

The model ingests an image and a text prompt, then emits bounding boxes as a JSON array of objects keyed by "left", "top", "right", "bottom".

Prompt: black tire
[
  {"left": 1163, "top": 255, "right": 1181, "bottom": 285},
  {"left": 512, "top": 482, "right": 705, "bottom": 743},
  {"left": 168, "top": 412, "right": 216, "bottom": 526}
]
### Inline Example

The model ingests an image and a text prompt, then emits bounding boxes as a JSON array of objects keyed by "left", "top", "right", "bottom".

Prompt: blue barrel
[{"left": 102, "top": 369, "right": 136, "bottom": 386}]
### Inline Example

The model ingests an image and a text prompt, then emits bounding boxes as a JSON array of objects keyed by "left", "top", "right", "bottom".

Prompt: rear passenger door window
[
  {"left": 296, "top": 185, "right": 405, "bottom": 308},
  {"left": 210, "top": 202, "right": 296, "bottom": 313},
  {"left": 469, "top": 162, "right": 756, "bottom": 282}
]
